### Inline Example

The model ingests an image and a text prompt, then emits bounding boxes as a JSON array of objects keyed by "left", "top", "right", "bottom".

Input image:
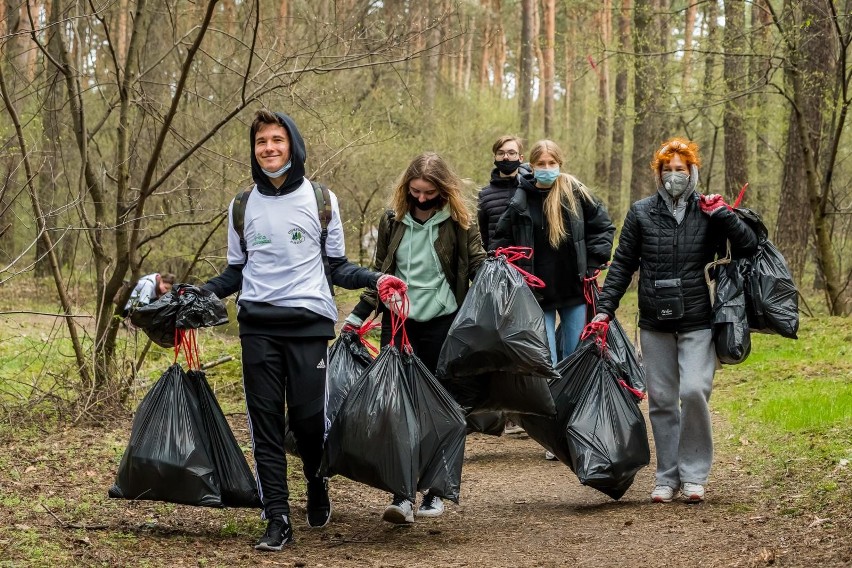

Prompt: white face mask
[
  {"left": 662, "top": 171, "right": 690, "bottom": 199},
  {"left": 261, "top": 160, "right": 292, "bottom": 178}
]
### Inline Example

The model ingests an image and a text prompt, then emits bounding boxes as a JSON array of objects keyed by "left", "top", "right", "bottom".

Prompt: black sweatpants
[
  {"left": 241, "top": 334, "right": 328, "bottom": 518},
  {"left": 380, "top": 311, "right": 457, "bottom": 376}
]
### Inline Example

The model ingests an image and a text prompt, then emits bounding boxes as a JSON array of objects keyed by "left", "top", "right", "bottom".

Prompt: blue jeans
[{"left": 543, "top": 304, "right": 587, "bottom": 365}]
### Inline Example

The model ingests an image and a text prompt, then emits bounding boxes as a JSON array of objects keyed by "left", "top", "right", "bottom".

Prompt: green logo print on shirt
[
  {"left": 252, "top": 234, "right": 272, "bottom": 246},
  {"left": 288, "top": 228, "right": 305, "bottom": 244}
]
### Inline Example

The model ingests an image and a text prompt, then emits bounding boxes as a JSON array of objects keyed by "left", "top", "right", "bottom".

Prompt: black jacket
[
  {"left": 204, "top": 111, "right": 378, "bottom": 338},
  {"left": 477, "top": 168, "right": 522, "bottom": 251},
  {"left": 597, "top": 191, "right": 758, "bottom": 333},
  {"left": 492, "top": 175, "right": 615, "bottom": 309}
]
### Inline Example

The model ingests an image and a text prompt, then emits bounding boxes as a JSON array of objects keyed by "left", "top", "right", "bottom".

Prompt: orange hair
[{"left": 650, "top": 137, "right": 702, "bottom": 174}]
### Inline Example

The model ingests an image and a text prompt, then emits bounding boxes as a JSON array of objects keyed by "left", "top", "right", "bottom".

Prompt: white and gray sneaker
[
  {"left": 681, "top": 482, "right": 705, "bottom": 503},
  {"left": 651, "top": 485, "right": 676, "bottom": 503},
  {"left": 416, "top": 493, "right": 444, "bottom": 518},
  {"left": 382, "top": 495, "right": 415, "bottom": 524},
  {"left": 545, "top": 450, "right": 558, "bottom": 461}
]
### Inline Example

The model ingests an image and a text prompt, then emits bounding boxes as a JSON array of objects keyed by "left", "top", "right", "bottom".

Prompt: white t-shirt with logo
[{"left": 226, "top": 179, "right": 345, "bottom": 322}]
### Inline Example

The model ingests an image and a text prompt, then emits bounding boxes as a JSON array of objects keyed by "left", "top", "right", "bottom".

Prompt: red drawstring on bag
[
  {"left": 732, "top": 182, "right": 748, "bottom": 208},
  {"left": 582, "top": 267, "right": 603, "bottom": 310},
  {"left": 581, "top": 320, "right": 609, "bottom": 353},
  {"left": 356, "top": 317, "right": 382, "bottom": 357},
  {"left": 494, "top": 246, "right": 546, "bottom": 288},
  {"left": 174, "top": 327, "right": 200, "bottom": 370},
  {"left": 619, "top": 379, "right": 647, "bottom": 400},
  {"left": 388, "top": 292, "right": 413, "bottom": 353}
]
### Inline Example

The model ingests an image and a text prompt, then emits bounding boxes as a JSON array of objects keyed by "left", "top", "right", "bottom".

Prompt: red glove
[
  {"left": 699, "top": 194, "right": 731, "bottom": 216},
  {"left": 377, "top": 274, "right": 407, "bottom": 313}
]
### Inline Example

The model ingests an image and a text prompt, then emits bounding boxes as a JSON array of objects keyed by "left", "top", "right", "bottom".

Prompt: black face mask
[
  {"left": 408, "top": 193, "right": 443, "bottom": 211},
  {"left": 494, "top": 159, "right": 522, "bottom": 175}
]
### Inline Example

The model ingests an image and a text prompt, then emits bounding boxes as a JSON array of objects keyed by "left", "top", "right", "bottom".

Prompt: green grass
[{"left": 713, "top": 316, "right": 852, "bottom": 512}]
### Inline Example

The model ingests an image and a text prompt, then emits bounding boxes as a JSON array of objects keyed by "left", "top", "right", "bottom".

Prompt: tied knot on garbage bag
[{"left": 130, "top": 283, "right": 229, "bottom": 347}]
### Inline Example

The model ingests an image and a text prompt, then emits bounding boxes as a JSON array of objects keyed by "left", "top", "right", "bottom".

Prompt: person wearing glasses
[
  {"left": 477, "top": 135, "right": 528, "bottom": 251},
  {"left": 592, "top": 137, "right": 757, "bottom": 503},
  {"left": 493, "top": 139, "right": 615, "bottom": 365}
]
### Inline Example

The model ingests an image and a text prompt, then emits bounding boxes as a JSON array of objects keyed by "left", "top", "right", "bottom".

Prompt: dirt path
[{"left": 3, "top": 410, "right": 849, "bottom": 568}]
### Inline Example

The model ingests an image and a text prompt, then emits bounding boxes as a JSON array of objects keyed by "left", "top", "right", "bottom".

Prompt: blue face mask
[
  {"left": 533, "top": 167, "right": 560, "bottom": 186},
  {"left": 261, "top": 160, "right": 292, "bottom": 178}
]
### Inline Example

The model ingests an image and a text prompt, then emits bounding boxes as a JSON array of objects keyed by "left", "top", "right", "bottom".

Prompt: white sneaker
[
  {"left": 544, "top": 450, "right": 558, "bottom": 461},
  {"left": 681, "top": 482, "right": 705, "bottom": 503},
  {"left": 416, "top": 493, "right": 444, "bottom": 517},
  {"left": 651, "top": 485, "right": 675, "bottom": 503},
  {"left": 503, "top": 422, "right": 525, "bottom": 435},
  {"left": 382, "top": 496, "right": 415, "bottom": 524}
]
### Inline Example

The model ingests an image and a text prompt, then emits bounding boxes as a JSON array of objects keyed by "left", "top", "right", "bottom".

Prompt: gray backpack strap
[
  {"left": 232, "top": 184, "right": 254, "bottom": 259},
  {"left": 311, "top": 180, "right": 334, "bottom": 294}
]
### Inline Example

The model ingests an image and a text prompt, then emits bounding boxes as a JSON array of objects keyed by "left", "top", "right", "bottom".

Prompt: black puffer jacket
[
  {"left": 597, "top": 191, "right": 758, "bottom": 333},
  {"left": 492, "top": 175, "right": 615, "bottom": 305},
  {"left": 477, "top": 168, "right": 521, "bottom": 251}
]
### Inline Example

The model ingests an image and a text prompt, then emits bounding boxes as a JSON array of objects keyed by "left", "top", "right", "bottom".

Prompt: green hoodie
[{"left": 396, "top": 209, "right": 458, "bottom": 321}]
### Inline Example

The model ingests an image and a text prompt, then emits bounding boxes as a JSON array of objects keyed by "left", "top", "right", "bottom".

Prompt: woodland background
[{"left": 1, "top": 0, "right": 852, "bottom": 420}]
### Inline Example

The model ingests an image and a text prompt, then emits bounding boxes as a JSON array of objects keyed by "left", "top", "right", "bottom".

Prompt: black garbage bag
[
  {"left": 512, "top": 343, "right": 598, "bottom": 465},
  {"left": 582, "top": 285, "right": 647, "bottom": 397},
  {"left": 566, "top": 347, "right": 650, "bottom": 499},
  {"left": 515, "top": 341, "right": 650, "bottom": 500},
  {"left": 326, "top": 330, "right": 374, "bottom": 427},
  {"left": 402, "top": 354, "right": 466, "bottom": 503},
  {"left": 711, "top": 260, "right": 752, "bottom": 365},
  {"left": 130, "top": 293, "right": 181, "bottom": 348},
  {"left": 735, "top": 208, "right": 799, "bottom": 339},
  {"left": 174, "top": 285, "right": 229, "bottom": 329},
  {"left": 322, "top": 345, "right": 420, "bottom": 501},
  {"left": 465, "top": 411, "right": 507, "bottom": 436},
  {"left": 109, "top": 364, "right": 222, "bottom": 507},
  {"left": 449, "top": 372, "right": 555, "bottom": 417},
  {"left": 437, "top": 255, "right": 556, "bottom": 381},
  {"left": 187, "top": 369, "right": 261, "bottom": 508},
  {"left": 130, "top": 284, "right": 229, "bottom": 347}
]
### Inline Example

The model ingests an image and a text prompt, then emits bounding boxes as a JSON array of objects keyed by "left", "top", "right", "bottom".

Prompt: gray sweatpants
[{"left": 640, "top": 328, "right": 716, "bottom": 488}]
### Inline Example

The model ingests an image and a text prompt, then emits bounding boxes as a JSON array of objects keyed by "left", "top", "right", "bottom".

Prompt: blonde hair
[
  {"left": 528, "top": 140, "right": 593, "bottom": 248},
  {"left": 390, "top": 152, "right": 472, "bottom": 229}
]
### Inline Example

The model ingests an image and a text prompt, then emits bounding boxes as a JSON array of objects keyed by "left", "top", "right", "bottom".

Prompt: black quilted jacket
[
  {"left": 477, "top": 168, "right": 521, "bottom": 251},
  {"left": 597, "top": 191, "right": 758, "bottom": 333}
]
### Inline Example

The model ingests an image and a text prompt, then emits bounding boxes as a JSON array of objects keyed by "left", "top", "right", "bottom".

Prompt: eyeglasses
[{"left": 495, "top": 150, "right": 519, "bottom": 159}]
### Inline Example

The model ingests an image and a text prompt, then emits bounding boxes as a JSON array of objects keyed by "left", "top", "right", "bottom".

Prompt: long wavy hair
[
  {"left": 528, "top": 140, "right": 593, "bottom": 248},
  {"left": 390, "top": 152, "right": 472, "bottom": 229}
]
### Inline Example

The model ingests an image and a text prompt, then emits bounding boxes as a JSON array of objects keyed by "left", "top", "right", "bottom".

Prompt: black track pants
[{"left": 240, "top": 334, "right": 328, "bottom": 518}]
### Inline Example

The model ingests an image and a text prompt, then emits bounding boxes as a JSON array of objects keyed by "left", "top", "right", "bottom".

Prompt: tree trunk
[
  {"left": 748, "top": 0, "right": 772, "bottom": 215},
  {"left": 629, "top": 0, "right": 658, "bottom": 204},
  {"left": 594, "top": 0, "right": 611, "bottom": 191},
  {"left": 681, "top": 0, "right": 697, "bottom": 91},
  {"left": 494, "top": 0, "right": 506, "bottom": 94},
  {"left": 774, "top": 0, "right": 832, "bottom": 285},
  {"left": 700, "top": 0, "right": 720, "bottom": 191},
  {"left": 608, "top": 0, "right": 630, "bottom": 222},
  {"left": 542, "top": 0, "right": 556, "bottom": 136},
  {"left": 479, "top": 0, "right": 492, "bottom": 89},
  {"left": 722, "top": 0, "right": 749, "bottom": 201},
  {"left": 519, "top": 0, "right": 534, "bottom": 140}
]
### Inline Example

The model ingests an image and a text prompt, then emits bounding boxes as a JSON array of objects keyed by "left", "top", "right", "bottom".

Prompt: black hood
[
  {"left": 518, "top": 172, "right": 550, "bottom": 196},
  {"left": 250, "top": 111, "right": 307, "bottom": 196}
]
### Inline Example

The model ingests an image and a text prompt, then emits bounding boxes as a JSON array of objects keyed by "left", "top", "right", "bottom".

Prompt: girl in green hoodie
[{"left": 344, "top": 152, "right": 487, "bottom": 524}]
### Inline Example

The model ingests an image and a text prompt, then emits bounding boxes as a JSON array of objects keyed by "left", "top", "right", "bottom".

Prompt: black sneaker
[
  {"left": 254, "top": 514, "right": 293, "bottom": 552},
  {"left": 306, "top": 477, "right": 332, "bottom": 528}
]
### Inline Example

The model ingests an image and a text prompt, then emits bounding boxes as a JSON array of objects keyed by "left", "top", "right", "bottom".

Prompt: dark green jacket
[{"left": 352, "top": 209, "right": 487, "bottom": 320}]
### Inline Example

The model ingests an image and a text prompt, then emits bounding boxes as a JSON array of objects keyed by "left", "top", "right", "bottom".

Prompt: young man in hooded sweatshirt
[{"left": 203, "top": 110, "right": 404, "bottom": 551}]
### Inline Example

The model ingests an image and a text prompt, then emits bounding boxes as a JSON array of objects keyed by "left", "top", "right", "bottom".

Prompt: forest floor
[
  {"left": 0, "top": 291, "right": 849, "bottom": 567},
  {"left": 1, "top": 411, "right": 849, "bottom": 568}
]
